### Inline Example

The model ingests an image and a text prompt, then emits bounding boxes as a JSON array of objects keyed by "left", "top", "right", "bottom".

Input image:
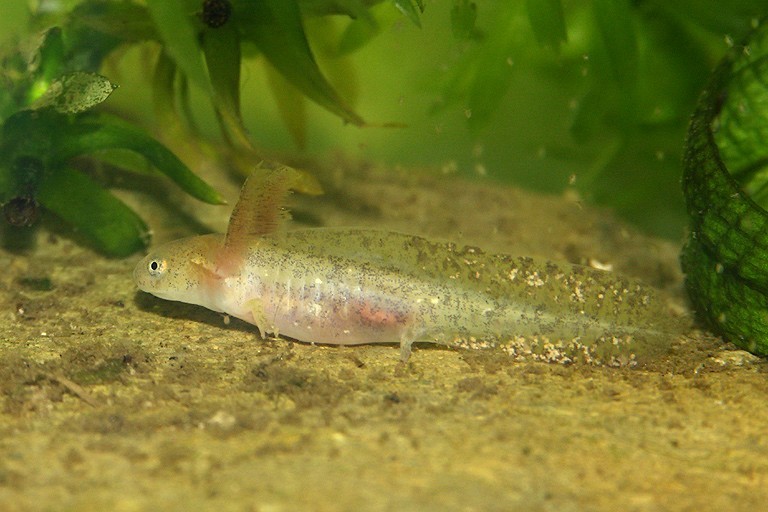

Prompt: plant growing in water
[
  {"left": 0, "top": 0, "right": 413, "bottom": 255},
  {"left": 0, "top": 0, "right": 766, "bottom": 254}
]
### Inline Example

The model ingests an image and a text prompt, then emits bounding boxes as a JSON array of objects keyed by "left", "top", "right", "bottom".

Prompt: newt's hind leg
[
  {"left": 399, "top": 336, "right": 414, "bottom": 363},
  {"left": 399, "top": 323, "right": 424, "bottom": 362}
]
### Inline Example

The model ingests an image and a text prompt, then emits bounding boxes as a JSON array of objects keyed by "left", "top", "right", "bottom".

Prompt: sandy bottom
[{"left": 0, "top": 164, "right": 765, "bottom": 511}]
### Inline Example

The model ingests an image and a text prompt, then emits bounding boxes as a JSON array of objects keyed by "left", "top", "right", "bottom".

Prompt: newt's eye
[{"left": 148, "top": 258, "right": 167, "bottom": 276}]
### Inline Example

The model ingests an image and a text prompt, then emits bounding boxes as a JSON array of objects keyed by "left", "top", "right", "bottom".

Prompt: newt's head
[{"left": 133, "top": 234, "right": 224, "bottom": 309}]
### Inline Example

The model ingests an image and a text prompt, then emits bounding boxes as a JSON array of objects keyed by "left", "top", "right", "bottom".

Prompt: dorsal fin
[{"left": 223, "top": 163, "right": 302, "bottom": 251}]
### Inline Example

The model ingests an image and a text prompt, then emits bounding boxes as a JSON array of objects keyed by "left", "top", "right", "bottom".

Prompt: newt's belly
[{"left": 227, "top": 275, "right": 423, "bottom": 345}]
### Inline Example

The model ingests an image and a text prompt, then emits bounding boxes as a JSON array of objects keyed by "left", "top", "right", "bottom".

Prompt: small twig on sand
[{"left": 45, "top": 372, "right": 100, "bottom": 407}]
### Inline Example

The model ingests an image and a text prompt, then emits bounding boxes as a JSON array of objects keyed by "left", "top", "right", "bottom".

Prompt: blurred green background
[{"left": 1, "top": 1, "right": 765, "bottom": 242}]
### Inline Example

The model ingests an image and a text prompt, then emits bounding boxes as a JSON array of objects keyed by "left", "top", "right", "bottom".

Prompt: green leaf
[
  {"left": 151, "top": 50, "right": 181, "bottom": 128},
  {"left": 592, "top": 0, "right": 638, "bottom": 97},
  {"left": 1, "top": 109, "right": 56, "bottom": 159},
  {"left": 525, "top": 0, "right": 566, "bottom": 50},
  {"left": 0, "top": 109, "right": 59, "bottom": 203},
  {"left": 200, "top": 23, "right": 253, "bottom": 149},
  {"left": 37, "top": 165, "right": 149, "bottom": 256},
  {"left": 88, "top": 148, "right": 157, "bottom": 176},
  {"left": 337, "top": 13, "right": 380, "bottom": 55},
  {"left": 51, "top": 116, "right": 225, "bottom": 204},
  {"left": 68, "top": 0, "right": 157, "bottom": 43},
  {"left": 62, "top": 0, "right": 153, "bottom": 73},
  {"left": 33, "top": 72, "right": 118, "bottom": 114},
  {"left": 434, "top": 3, "right": 519, "bottom": 133},
  {"left": 202, "top": 25, "right": 241, "bottom": 114},
  {"left": 391, "top": 0, "right": 423, "bottom": 28},
  {"left": 0, "top": 54, "right": 25, "bottom": 120},
  {"left": 337, "top": 1, "right": 407, "bottom": 55},
  {"left": 650, "top": 0, "right": 766, "bottom": 36},
  {"left": 236, "top": 0, "right": 365, "bottom": 125},
  {"left": 24, "top": 28, "right": 66, "bottom": 106},
  {"left": 145, "top": 0, "right": 210, "bottom": 90},
  {"left": 30, "top": 27, "right": 66, "bottom": 85},
  {"left": 450, "top": 0, "right": 479, "bottom": 41},
  {"left": 265, "top": 62, "right": 308, "bottom": 148},
  {"left": 591, "top": 0, "right": 639, "bottom": 125},
  {"left": 0, "top": 156, "right": 46, "bottom": 206},
  {"left": 299, "top": 0, "right": 382, "bottom": 17}
]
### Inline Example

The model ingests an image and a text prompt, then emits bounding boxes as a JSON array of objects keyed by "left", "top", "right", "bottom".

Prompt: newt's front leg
[{"left": 246, "top": 298, "right": 275, "bottom": 340}]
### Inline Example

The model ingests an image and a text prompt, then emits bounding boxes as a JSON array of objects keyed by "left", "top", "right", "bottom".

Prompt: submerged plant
[
  {"left": 0, "top": 17, "right": 223, "bottom": 256},
  {"left": 0, "top": 0, "right": 425, "bottom": 255},
  {"left": 1, "top": 0, "right": 766, "bottom": 255}
]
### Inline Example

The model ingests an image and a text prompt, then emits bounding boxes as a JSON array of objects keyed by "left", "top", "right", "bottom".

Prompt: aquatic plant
[
  {"left": 0, "top": 0, "right": 423, "bottom": 255},
  {"left": 0, "top": 7, "right": 224, "bottom": 256},
  {"left": 682, "top": 18, "right": 768, "bottom": 356},
  {"left": 0, "top": 1, "right": 766, "bottom": 255}
]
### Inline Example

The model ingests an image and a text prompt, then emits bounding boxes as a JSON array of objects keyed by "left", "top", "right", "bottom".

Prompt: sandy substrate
[{"left": 0, "top": 163, "right": 765, "bottom": 511}]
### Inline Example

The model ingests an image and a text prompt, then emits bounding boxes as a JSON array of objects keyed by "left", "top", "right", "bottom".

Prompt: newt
[{"left": 134, "top": 168, "right": 680, "bottom": 365}]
